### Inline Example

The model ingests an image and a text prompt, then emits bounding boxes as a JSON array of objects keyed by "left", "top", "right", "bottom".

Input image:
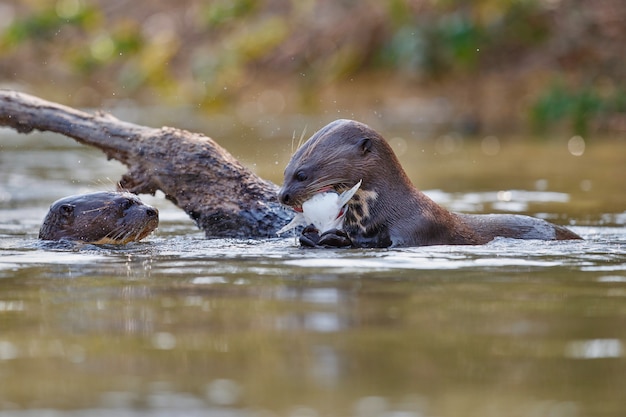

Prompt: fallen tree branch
[{"left": 0, "top": 90, "right": 292, "bottom": 238}]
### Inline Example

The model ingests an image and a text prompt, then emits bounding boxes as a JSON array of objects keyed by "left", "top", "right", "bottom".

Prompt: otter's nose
[
  {"left": 278, "top": 188, "right": 290, "bottom": 205},
  {"left": 146, "top": 207, "right": 158, "bottom": 217}
]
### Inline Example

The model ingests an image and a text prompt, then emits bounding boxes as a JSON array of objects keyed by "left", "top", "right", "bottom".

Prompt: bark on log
[{"left": 0, "top": 90, "right": 292, "bottom": 238}]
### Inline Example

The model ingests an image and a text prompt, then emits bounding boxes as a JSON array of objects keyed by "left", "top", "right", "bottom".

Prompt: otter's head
[
  {"left": 39, "top": 191, "right": 159, "bottom": 244},
  {"left": 278, "top": 119, "right": 409, "bottom": 211}
]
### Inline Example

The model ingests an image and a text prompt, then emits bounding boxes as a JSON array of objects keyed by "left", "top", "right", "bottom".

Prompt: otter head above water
[
  {"left": 278, "top": 119, "right": 401, "bottom": 209},
  {"left": 39, "top": 191, "right": 159, "bottom": 244},
  {"left": 278, "top": 119, "right": 582, "bottom": 248}
]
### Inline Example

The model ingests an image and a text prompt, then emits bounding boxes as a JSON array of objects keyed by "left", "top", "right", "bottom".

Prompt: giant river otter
[
  {"left": 39, "top": 191, "right": 159, "bottom": 244},
  {"left": 278, "top": 119, "right": 582, "bottom": 248}
]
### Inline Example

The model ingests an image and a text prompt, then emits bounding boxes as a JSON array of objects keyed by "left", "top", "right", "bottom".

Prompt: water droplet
[
  {"left": 580, "top": 179, "right": 592, "bottom": 192},
  {"left": 151, "top": 332, "right": 176, "bottom": 350},
  {"left": 389, "top": 137, "right": 407, "bottom": 156},
  {"left": 206, "top": 379, "right": 241, "bottom": 405},
  {"left": 0, "top": 341, "right": 18, "bottom": 360},
  {"left": 565, "top": 339, "right": 623, "bottom": 359},
  {"left": 497, "top": 190, "right": 512, "bottom": 202},
  {"left": 568, "top": 135, "right": 585, "bottom": 156},
  {"left": 535, "top": 179, "right": 548, "bottom": 191}
]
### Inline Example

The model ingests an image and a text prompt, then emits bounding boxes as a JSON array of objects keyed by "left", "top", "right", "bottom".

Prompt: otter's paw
[
  {"left": 318, "top": 228, "right": 352, "bottom": 248},
  {"left": 299, "top": 225, "right": 321, "bottom": 247}
]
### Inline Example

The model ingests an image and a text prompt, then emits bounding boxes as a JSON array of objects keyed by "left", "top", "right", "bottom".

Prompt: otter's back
[{"left": 458, "top": 213, "right": 582, "bottom": 242}]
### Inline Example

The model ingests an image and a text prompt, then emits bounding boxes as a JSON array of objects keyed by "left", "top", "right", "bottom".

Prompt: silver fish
[{"left": 277, "top": 180, "right": 362, "bottom": 235}]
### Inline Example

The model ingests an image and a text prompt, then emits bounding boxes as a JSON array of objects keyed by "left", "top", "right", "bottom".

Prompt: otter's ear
[{"left": 359, "top": 138, "right": 372, "bottom": 155}]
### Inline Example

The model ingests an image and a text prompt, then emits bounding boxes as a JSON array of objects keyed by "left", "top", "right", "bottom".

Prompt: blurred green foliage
[
  {"left": 379, "top": 0, "right": 548, "bottom": 76},
  {"left": 0, "top": 0, "right": 624, "bottom": 136},
  {"left": 1, "top": 2, "right": 97, "bottom": 46},
  {"left": 531, "top": 82, "right": 626, "bottom": 137},
  {"left": 203, "top": 0, "right": 258, "bottom": 28}
]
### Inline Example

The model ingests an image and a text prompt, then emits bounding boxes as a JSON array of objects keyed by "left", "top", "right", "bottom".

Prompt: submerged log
[{"left": 0, "top": 90, "right": 292, "bottom": 238}]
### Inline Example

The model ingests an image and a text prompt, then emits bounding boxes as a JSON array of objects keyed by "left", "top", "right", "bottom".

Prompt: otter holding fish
[
  {"left": 39, "top": 191, "right": 159, "bottom": 244},
  {"left": 278, "top": 119, "right": 582, "bottom": 248}
]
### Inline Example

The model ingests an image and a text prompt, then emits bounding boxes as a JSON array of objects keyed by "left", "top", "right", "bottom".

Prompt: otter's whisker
[
  {"left": 81, "top": 205, "right": 110, "bottom": 214},
  {"left": 293, "top": 126, "right": 308, "bottom": 153},
  {"left": 103, "top": 226, "right": 126, "bottom": 242},
  {"left": 305, "top": 176, "right": 351, "bottom": 194}
]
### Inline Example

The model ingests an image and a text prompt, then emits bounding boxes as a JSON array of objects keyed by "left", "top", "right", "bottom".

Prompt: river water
[{"left": 1, "top": 115, "right": 625, "bottom": 417}]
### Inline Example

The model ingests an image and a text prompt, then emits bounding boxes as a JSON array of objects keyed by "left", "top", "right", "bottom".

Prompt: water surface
[{"left": 1, "top": 119, "right": 625, "bottom": 417}]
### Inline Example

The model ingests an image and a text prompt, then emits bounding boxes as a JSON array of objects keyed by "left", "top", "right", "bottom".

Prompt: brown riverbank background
[{"left": 1, "top": 0, "right": 625, "bottom": 138}]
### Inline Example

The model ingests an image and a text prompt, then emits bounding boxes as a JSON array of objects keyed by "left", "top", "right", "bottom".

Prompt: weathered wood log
[{"left": 0, "top": 90, "right": 292, "bottom": 238}]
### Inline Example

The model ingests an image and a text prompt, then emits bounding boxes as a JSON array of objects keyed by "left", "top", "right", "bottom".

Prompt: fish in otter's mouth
[{"left": 277, "top": 180, "right": 362, "bottom": 235}]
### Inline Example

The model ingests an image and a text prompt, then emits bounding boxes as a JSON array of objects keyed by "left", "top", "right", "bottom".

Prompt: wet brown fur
[
  {"left": 39, "top": 191, "right": 159, "bottom": 244},
  {"left": 278, "top": 119, "right": 582, "bottom": 248}
]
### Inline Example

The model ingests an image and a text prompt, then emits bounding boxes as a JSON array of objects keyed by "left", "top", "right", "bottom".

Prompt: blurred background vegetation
[{"left": 0, "top": 0, "right": 624, "bottom": 138}]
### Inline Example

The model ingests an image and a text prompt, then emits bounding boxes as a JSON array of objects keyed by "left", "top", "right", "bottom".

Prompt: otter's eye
[
  {"left": 122, "top": 199, "right": 135, "bottom": 210},
  {"left": 60, "top": 204, "right": 74, "bottom": 217},
  {"left": 295, "top": 171, "right": 308, "bottom": 182}
]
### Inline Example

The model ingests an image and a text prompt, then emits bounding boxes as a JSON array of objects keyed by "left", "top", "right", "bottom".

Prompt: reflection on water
[{"left": 1, "top": 124, "right": 626, "bottom": 416}]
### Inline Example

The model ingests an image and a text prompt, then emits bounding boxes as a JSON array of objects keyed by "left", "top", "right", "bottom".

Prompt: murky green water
[{"left": 1, "top": 116, "right": 625, "bottom": 417}]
